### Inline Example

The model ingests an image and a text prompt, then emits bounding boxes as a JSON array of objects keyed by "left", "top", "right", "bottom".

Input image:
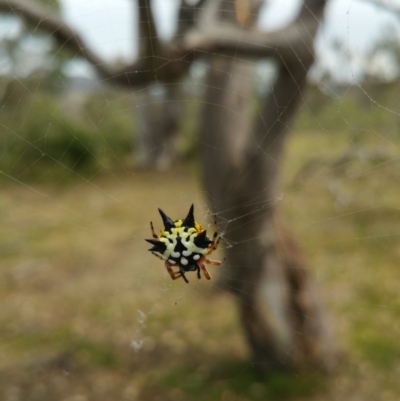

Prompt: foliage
[
  {"left": 0, "top": 0, "right": 60, "bottom": 72},
  {"left": 295, "top": 82, "right": 400, "bottom": 136},
  {"left": 0, "top": 78, "right": 133, "bottom": 181}
]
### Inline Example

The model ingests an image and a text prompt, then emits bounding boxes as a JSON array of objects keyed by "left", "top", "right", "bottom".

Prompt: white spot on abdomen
[
  {"left": 169, "top": 259, "right": 176, "bottom": 264},
  {"left": 193, "top": 255, "right": 200, "bottom": 260},
  {"left": 172, "top": 251, "right": 180, "bottom": 258},
  {"left": 182, "top": 250, "right": 192, "bottom": 256},
  {"left": 180, "top": 257, "right": 188, "bottom": 266}
]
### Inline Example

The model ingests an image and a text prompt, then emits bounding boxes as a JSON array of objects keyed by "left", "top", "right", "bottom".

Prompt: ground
[{"left": 1, "top": 131, "right": 400, "bottom": 401}]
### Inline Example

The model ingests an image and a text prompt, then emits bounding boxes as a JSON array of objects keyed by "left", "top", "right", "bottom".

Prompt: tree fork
[{"left": 199, "top": 33, "right": 337, "bottom": 372}]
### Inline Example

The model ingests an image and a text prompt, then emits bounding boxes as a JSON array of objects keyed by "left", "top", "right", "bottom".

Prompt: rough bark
[{"left": 199, "top": 1, "right": 337, "bottom": 372}]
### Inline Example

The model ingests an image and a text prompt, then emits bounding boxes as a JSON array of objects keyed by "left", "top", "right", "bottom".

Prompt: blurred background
[{"left": 1, "top": 0, "right": 400, "bottom": 400}]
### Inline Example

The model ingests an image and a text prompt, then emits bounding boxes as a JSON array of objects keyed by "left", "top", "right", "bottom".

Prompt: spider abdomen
[
  {"left": 145, "top": 205, "right": 223, "bottom": 283},
  {"left": 161, "top": 232, "right": 206, "bottom": 268}
]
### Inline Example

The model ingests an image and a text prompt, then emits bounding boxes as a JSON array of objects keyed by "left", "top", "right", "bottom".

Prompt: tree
[
  {"left": 200, "top": 0, "right": 337, "bottom": 372},
  {"left": 0, "top": 0, "right": 337, "bottom": 372}
]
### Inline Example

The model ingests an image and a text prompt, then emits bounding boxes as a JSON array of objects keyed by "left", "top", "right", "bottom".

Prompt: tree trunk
[
  {"left": 199, "top": 55, "right": 337, "bottom": 372},
  {"left": 134, "top": 83, "right": 183, "bottom": 170}
]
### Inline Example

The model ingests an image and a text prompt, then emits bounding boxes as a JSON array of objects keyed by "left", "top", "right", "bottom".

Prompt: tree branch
[
  {"left": 138, "top": 0, "right": 161, "bottom": 58},
  {"left": 197, "top": 0, "right": 223, "bottom": 28},
  {"left": 184, "top": 0, "right": 325, "bottom": 62},
  {"left": 176, "top": 0, "right": 207, "bottom": 35},
  {"left": 0, "top": 0, "right": 327, "bottom": 87}
]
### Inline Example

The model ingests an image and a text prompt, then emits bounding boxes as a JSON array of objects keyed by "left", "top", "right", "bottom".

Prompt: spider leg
[
  {"left": 179, "top": 269, "right": 189, "bottom": 283},
  {"left": 150, "top": 221, "right": 158, "bottom": 239},
  {"left": 151, "top": 251, "right": 165, "bottom": 261},
  {"left": 197, "top": 265, "right": 201, "bottom": 279},
  {"left": 165, "top": 262, "right": 182, "bottom": 281},
  {"left": 213, "top": 236, "right": 221, "bottom": 251},
  {"left": 206, "top": 215, "right": 222, "bottom": 255},
  {"left": 206, "top": 236, "right": 221, "bottom": 255},
  {"left": 199, "top": 262, "right": 211, "bottom": 280},
  {"left": 212, "top": 214, "right": 218, "bottom": 244},
  {"left": 204, "top": 256, "right": 225, "bottom": 266}
]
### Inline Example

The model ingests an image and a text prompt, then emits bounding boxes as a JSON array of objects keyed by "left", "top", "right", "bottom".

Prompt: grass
[
  {"left": 1, "top": 130, "right": 400, "bottom": 400},
  {"left": 149, "top": 360, "right": 324, "bottom": 400}
]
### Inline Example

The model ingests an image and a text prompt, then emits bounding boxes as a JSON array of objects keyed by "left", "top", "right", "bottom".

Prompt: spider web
[{"left": 1, "top": 0, "right": 400, "bottom": 400}]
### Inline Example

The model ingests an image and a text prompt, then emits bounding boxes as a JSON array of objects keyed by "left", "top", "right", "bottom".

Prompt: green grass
[
  {"left": 0, "top": 86, "right": 134, "bottom": 182},
  {"left": 4, "top": 329, "right": 119, "bottom": 368},
  {"left": 356, "top": 336, "right": 400, "bottom": 369},
  {"left": 138, "top": 359, "right": 324, "bottom": 401}
]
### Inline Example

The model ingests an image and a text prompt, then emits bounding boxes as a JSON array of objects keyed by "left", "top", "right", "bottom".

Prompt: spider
[{"left": 145, "top": 204, "right": 224, "bottom": 283}]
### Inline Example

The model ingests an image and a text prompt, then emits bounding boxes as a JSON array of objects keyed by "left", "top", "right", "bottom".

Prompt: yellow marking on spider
[{"left": 174, "top": 219, "right": 183, "bottom": 228}]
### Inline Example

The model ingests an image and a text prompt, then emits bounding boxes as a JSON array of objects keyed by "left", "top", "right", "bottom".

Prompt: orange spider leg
[
  {"left": 150, "top": 222, "right": 158, "bottom": 239},
  {"left": 205, "top": 214, "right": 222, "bottom": 255},
  {"left": 151, "top": 251, "right": 164, "bottom": 261},
  {"left": 213, "top": 236, "right": 221, "bottom": 251},
  {"left": 165, "top": 261, "right": 182, "bottom": 281},
  {"left": 152, "top": 252, "right": 187, "bottom": 282},
  {"left": 199, "top": 261, "right": 211, "bottom": 280},
  {"left": 206, "top": 236, "right": 221, "bottom": 255},
  {"left": 204, "top": 256, "right": 225, "bottom": 266}
]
